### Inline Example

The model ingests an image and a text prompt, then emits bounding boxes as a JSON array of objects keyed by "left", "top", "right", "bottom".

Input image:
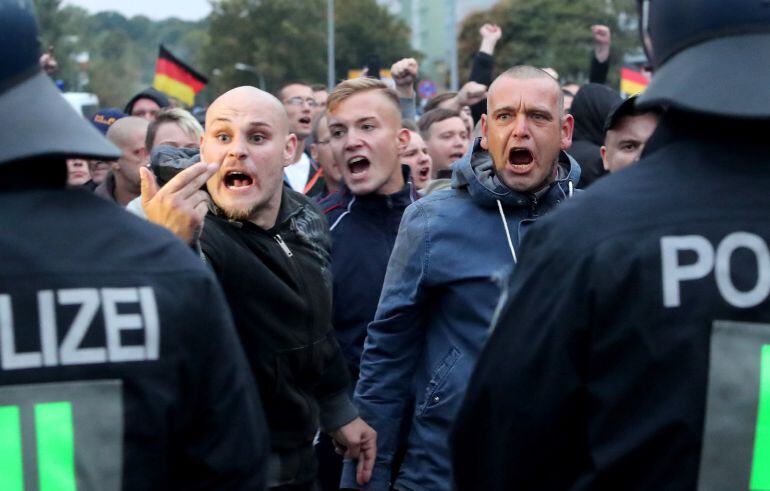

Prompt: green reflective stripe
[
  {"left": 751, "top": 345, "right": 770, "bottom": 490},
  {"left": 0, "top": 405, "right": 24, "bottom": 491},
  {"left": 35, "top": 402, "right": 77, "bottom": 491}
]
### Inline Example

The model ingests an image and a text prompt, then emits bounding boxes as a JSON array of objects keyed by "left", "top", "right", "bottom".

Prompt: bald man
[
  {"left": 346, "top": 66, "right": 580, "bottom": 491},
  {"left": 95, "top": 116, "right": 149, "bottom": 205},
  {"left": 142, "top": 86, "right": 376, "bottom": 490}
]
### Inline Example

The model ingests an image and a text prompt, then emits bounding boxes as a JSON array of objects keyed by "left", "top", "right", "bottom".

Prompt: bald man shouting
[{"left": 142, "top": 86, "right": 376, "bottom": 490}]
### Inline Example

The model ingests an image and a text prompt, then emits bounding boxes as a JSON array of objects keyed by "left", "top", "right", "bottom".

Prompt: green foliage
[
  {"left": 458, "top": 0, "right": 639, "bottom": 86},
  {"left": 203, "top": 0, "right": 417, "bottom": 96}
]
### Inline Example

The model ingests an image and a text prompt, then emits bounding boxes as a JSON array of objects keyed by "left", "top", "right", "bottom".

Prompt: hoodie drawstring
[
  {"left": 496, "top": 200, "right": 517, "bottom": 264},
  {"left": 568, "top": 179, "right": 574, "bottom": 197}
]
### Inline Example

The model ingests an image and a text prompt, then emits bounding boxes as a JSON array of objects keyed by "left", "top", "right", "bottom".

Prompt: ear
[
  {"left": 283, "top": 133, "right": 298, "bottom": 168},
  {"left": 397, "top": 127, "right": 410, "bottom": 149},
  {"left": 560, "top": 113, "right": 575, "bottom": 150},
  {"left": 600, "top": 145, "right": 609, "bottom": 171},
  {"left": 310, "top": 143, "right": 319, "bottom": 161},
  {"left": 480, "top": 114, "right": 489, "bottom": 150}
]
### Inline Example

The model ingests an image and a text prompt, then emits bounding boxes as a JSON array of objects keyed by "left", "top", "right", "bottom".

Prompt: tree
[
  {"left": 458, "top": 0, "right": 639, "bottom": 86},
  {"left": 203, "top": 0, "right": 417, "bottom": 97}
]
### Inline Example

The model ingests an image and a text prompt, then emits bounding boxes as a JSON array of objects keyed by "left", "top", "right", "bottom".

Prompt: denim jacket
[{"left": 340, "top": 139, "right": 580, "bottom": 491}]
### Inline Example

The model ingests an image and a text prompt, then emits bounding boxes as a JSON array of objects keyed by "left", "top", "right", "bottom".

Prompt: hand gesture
[
  {"left": 457, "top": 81, "right": 488, "bottom": 108},
  {"left": 390, "top": 57, "right": 418, "bottom": 97},
  {"left": 140, "top": 162, "right": 218, "bottom": 244},
  {"left": 331, "top": 417, "right": 377, "bottom": 486},
  {"left": 479, "top": 23, "right": 502, "bottom": 55},
  {"left": 591, "top": 25, "right": 611, "bottom": 63}
]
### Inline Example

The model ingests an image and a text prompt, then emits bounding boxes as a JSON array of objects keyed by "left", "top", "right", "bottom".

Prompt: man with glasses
[{"left": 278, "top": 82, "right": 319, "bottom": 194}]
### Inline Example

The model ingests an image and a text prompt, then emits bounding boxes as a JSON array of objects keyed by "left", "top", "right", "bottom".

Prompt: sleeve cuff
[
  {"left": 319, "top": 389, "right": 358, "bottom": 432},
  {"left": 340, "top": 460, "right": 391, "bottom": 490}
]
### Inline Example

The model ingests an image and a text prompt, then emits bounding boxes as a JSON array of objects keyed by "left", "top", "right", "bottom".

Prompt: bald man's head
[
  {"left": 201, "top": 85, "right": 297, "bottom": 228},
  {"left": 206, "top": 86, "right": 290, "bottom": 135},
  {"left": 106, "top": 116, "right": 149, "bottom": 150},
  {"left": 490, "top": 66, "right": 565, "bottom": 118}
]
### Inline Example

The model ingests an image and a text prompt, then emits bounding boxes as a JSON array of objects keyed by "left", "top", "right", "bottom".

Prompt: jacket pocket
[{"left": 416, "top": 346, "right": 462, "bottom": 416}]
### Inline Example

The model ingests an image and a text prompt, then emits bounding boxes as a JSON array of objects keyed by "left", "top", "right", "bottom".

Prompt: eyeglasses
[{"left": 285, "top": 97, "right": 319, "bottom": 108}]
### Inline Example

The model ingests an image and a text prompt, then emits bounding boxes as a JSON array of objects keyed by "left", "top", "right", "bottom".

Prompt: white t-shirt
[{"left": 284, "top": 153, "right": 311, "bottom": 193}]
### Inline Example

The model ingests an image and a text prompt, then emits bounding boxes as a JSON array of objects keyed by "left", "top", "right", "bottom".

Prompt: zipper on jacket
[
  {"left": 274, "top": 234, "right": 293, "bottom": 257},
  {"left": 530, "top": 195, "right": 539, "bottom": 217}
]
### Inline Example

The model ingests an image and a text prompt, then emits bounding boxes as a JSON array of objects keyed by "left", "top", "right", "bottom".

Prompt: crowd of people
[{"left": 3, "top": 0, "right": 770, "bottom": 489}]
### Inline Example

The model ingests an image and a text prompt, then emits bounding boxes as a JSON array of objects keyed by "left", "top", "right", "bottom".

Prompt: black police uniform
[
  {"left": 0, "top": 186, "right": 269, "bottom": 490},
  {"left": 0, "top": 1, "right": 269, "bottom": 488},
  {"left": 451, "top": 1, "right": 770, "bottom": 489}
]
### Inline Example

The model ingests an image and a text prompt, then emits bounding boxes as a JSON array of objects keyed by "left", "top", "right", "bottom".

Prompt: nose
[
  {"left": 227, "top": 133, "right": 248, "bottom": 160},
  {"left": 343, "top": 128, "right": 364, "bottom": 151},
  {"left": 512, "top": 115, "right": 530, "bottom": 139}
]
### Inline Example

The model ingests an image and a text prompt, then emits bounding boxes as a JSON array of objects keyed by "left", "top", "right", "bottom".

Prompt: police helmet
[
  {"left": 636, "top": 0, "right": 770, "bottom": 118},
  {"left": 0, "top": 0, "right": 120, "bottom": 167}
]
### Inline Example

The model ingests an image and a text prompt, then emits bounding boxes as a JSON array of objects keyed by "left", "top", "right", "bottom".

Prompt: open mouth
[
  {"left": 224, "top": 171, "right": 254, "bottom": 189},
  {"left": 418, "top": 167, "right": 430, "bottom": 179},
  {"left": 450, "top": 152, "right": 464, "bottom": 161},
  {"left": 508, "top": 148, "right": 534, "bottom": 167},
  {"left": 299, "top": 116, "right": 312, "bottom": 125},
  {"left": 348, "top": 157, "right": 370, "bottom": 175}
]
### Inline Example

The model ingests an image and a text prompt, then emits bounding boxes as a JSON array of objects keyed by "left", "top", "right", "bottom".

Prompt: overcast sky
[{"left": 63, "top": 0, "right": 212, "bottom": 21}]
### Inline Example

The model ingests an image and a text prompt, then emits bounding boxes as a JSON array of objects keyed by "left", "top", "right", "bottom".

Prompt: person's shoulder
[{"left": 318, "top": 189, "right": 353, "bottom": 223}]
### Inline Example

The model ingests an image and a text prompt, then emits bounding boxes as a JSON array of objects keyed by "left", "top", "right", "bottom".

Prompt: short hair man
[
  {"left": 601, "top": 95, "right": 661, "bottom": 173},
  {"left": 308, "top": 112, "right": 341, "bottom": 197},
  {"left": 400, "top": 129, "right": 432, "bottom": 191},
  {"left": 95, "top": 116, "right": 149, "bottom": 205},
  {"left": 345, "top": 66, "right": 578, "bottom": 491},
  {"left": 142, "top": 85, "right": 377, "bottom": 490},
  {"left": 278, "top": 82, "right": 318, "bottom": 193},
  {"left": 312, "top": 83, "right": 329, "bottom": 115},
  {"left": 316, "top": 76, "right": 413, "bottom": 491},
  {"left": 0, "top": 1, "right": 268, "bottom": 488},
  {"left": 451, "top": 2, "right": 770, "bottom": 490},
  {"left": 124, "top": 87, "right": 170, "bottom": 121},
  {"left": 145, "top": 107, "right": 203, "bottom": 152},
  {"left": 418, "top": 108, "right": 469, "bottom": 177}
]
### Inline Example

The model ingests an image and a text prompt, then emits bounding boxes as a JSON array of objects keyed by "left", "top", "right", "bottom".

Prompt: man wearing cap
[
  {"left": 0, "top": 1, "right": 269, "bottom": 489},
  {"left": 124, "top": 87, "right": 170, "bottom": 121},
  {"left": 601, "top": 95, "right": 661, "bottom": 173},
  {"left": 451, "top": 1, "right": 770, "bottom": 490}
]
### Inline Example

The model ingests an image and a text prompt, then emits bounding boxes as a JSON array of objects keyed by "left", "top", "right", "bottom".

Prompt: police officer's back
[
  {"left": 0, "top": 2, "right": 268, "bottom": 489},
  {"left": 451, "top": 1, "right": 770, "bottom": 489}
]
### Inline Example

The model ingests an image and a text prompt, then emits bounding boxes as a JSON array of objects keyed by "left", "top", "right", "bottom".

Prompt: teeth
[{"left": 349, "top": 157, "right": 365, "bottom": 164}]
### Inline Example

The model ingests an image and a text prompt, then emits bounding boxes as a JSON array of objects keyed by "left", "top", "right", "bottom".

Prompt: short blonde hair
[{"left": 327, "top": 77, "right": 400, "bottom": 114}]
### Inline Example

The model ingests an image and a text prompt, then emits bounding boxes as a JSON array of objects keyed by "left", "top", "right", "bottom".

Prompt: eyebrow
[
  {"left": 210, "top": 118, "right": 273, "bottom": 128},
  {"left": 492, "top": 105, "right": 553, "bottom": 115}
]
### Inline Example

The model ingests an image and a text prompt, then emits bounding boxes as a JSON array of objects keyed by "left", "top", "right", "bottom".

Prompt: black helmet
[
  {"left": 636, "top": 0, "right": 770, "bottom": 118},
  {"left": 0, "top": 0, "right": 120, "bottom": 166}
]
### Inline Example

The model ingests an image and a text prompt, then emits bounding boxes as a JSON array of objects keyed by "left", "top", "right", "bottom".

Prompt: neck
[
  {"left": 377, "top": 165, "right": 405, "bottom": 195},
  {"left": 114, "top": 173, "right": 139, "bottom": 206},
  {"left": 292, "top": 138, "right": 307, "bottom": 163}
]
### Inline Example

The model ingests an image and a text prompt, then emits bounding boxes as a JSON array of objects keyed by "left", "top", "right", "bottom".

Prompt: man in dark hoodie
[
  {"left": 124, "top": 87, "right": 170, "bottom": 121},
  {"left": 341, "top": 66, "right": 580, "bottom": 491},
  {"left": 568, "top": 83, "right": 621, "bottom": 187}
]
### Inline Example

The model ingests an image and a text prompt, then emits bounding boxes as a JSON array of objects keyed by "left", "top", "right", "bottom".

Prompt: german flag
[
  {"left": 153, "top": 45, "right": 207, "bottom": 107},
  {"left": 620, "top": 67, "right": 650, "bottom": 96}
]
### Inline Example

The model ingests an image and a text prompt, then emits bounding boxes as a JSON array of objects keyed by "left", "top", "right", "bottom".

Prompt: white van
[{"left": 62, "top": 92, "right": 100, "bottom": 119}]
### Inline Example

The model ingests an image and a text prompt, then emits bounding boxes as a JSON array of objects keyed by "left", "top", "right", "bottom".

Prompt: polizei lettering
[
  {"left": 661, "top": 232, "right": 770, "bottom": 308},
  {"left": 0, "top": 287, "right": 160, "bottom": 370}
]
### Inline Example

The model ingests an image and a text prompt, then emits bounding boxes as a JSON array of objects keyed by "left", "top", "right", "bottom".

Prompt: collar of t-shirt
[{"left": 284, "top": 153, "right": 310, "bottom": 192}]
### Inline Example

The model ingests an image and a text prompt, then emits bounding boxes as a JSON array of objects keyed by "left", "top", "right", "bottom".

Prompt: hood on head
[
  {"left": 570, "top": 83, "right": 622, "bottom": 146},
  {"left": 124, "top": 87, "right": 170, "bottom": 116},
  {"left": 452, "top": 138, "right": 581, "bottom": 207}
]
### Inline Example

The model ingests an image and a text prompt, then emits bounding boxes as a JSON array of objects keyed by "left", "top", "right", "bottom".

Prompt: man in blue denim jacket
[{"left": 340, "top": 66, "right": 580, "bottom": 490}]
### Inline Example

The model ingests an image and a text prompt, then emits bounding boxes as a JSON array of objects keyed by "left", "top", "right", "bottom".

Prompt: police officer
[
  {"left": 451, "top": 1, "right": 770, "bottom": 489},
  {"left": 0, "top": 2, "right": 268, "bottom": 489}
]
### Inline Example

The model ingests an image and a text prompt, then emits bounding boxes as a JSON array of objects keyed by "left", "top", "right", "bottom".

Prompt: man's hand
[
  {"left": 456, "top": 81, "right": 488, "bottom": 108},
  {"left": 331, "top": 417, "right": 377, "bottom": 486},
  {"left": 140, "top": 162, "right": 218, "bottom": 244},
  {"left": 479, "top": 23, "right": 502, "bottom": 55},
  {"left": 390, "top": 58, "right": 418, "bottom": 98},
  {"left": 591, "top": 24, "right": 611, "bottom": 63}
]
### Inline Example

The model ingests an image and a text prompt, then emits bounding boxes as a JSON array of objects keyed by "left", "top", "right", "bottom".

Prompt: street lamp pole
[{"left": 327, "top": 0, "right": 335, "bottom": 89}]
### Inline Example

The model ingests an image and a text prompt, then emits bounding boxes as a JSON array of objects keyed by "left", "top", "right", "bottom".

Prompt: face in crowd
[
  {"left": 313, "top": 88, "right": 328, "bottom": 117},
  {"left": 601, "top": 112, "right": 660, "bottom": 173},
  {"left": 281, "top": 83, "right": 316, "bottom": 140},
  {"left": 202, "top": 86, "right": 296, "bottom": 225},
  {"left": 131, "top": 97, "right": 161, "bottom": 121},
  {"left": 328, "top": 87, "right": 409, "bottom": 197},
  {"left": 310, "top": 115, "right": 342, "bottom": 190},
  {"left": 424, "top": 116, "right": 469, "bottom": 175},
  {"left": 400, "top": 130, "right": 432, "bottom": 190},
  {"left": 66, "top": 159, "right": 91, "bottom": 186},
  {"left": 152, "top": 121, "right": 199, "bottom": 149},
  {"left": 107, "top": 117, "right": 150, "bottom": 192},
  {"left": 481, "top": 70, "right": 574, "bottom": 193}
]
